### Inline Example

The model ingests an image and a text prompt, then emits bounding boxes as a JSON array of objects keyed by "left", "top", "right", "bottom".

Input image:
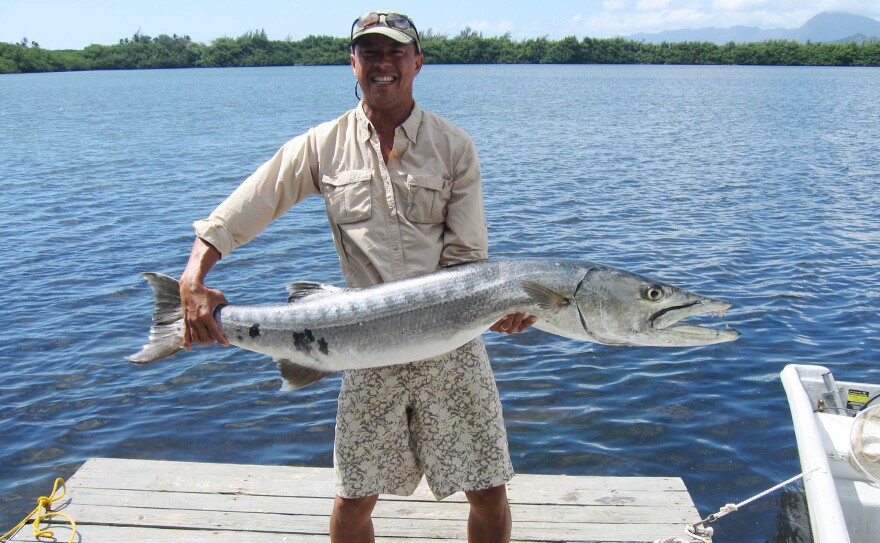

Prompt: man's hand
[
  {"left": 179, "top": 237, "right": 229, "bottom": 350},
  {"left": 490, "top": 312, "right": 537, "bottom": 335},
  {"left": 180, "top": 276, "right": 230, "bottom": 350}
]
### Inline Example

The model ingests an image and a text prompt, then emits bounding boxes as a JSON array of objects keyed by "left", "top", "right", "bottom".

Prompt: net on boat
[{"left": 850, "top": 404, "right": 880, "bottom": 486}]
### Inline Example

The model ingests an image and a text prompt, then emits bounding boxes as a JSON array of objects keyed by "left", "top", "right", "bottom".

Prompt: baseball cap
[{"left": 350, "top": 11, "right": 421, "bottom": 52}]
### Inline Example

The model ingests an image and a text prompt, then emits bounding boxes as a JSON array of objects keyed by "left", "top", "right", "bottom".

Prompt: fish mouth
[{"left": 651, "top": 299, "right": 740, "bottom": 344}]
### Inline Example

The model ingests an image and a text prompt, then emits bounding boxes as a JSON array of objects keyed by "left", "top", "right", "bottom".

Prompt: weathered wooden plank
[
  {"left": 11, "top": 502, "right": 692, "bottom": 543},
  {"left": 68, "top": 458, "right": 693, "bottom": 506},
  {"left": 59, "top": 487, "right": 697, "bottom": 524},
  {"left": 74, "top": 457, "right": 689, "bottom": 493},
  {"left": 6, "top": 524, "right": 458, "bottom": 543},
  {"left": 4, "top": 523, "right": 690, "bottom": 543},
  {"left": 95, "top": 487, "right": 690, "bottom": 522}
]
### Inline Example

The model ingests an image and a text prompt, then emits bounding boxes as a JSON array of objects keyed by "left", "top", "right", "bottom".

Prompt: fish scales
[{"left": 220, "top": 262, "right": 529, "bottom": 369}]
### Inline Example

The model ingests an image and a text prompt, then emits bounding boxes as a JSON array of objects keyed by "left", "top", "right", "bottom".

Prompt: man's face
[{"left": 351, "top": 34, "right": 423, "bottom": 109}]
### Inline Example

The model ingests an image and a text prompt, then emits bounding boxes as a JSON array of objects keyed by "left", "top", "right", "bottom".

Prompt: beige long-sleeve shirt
[{"left": 193, "top": 102, "right": 488, "bottom": 288}]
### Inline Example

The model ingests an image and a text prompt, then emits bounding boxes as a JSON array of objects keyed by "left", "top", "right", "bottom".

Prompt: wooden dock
[{"left": 7, "top": 458, "right": 701, "bottom": 542}]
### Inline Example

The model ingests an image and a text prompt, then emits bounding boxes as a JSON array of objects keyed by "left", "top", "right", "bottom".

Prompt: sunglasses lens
[
  {"left": 355, "top": 12, "right": 381, "bottom": 30},
  {"left": 384, "top": 15, "right": 412, "bottom": 30},
  {"left": 356, "top": 12, "right": 413, "bottom": 31}
]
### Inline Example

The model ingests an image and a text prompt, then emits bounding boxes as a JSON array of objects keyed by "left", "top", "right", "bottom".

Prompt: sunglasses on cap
[{"left": 350, "top": 11, "right": 420, "bottom": 51}]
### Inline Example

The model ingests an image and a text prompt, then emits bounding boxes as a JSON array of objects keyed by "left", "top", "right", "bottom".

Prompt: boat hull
[{"left": 781, "top": 364, "right": 880, "bottom": 543}]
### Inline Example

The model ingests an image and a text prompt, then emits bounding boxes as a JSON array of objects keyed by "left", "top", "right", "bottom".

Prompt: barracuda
[{"left": 129, "top": 259, "right": 740, "bottom": 389}]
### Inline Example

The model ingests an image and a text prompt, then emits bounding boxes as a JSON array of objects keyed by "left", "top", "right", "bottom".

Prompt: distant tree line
[{"left": 2, "top": 28, "right": 879, "bottom": 74}]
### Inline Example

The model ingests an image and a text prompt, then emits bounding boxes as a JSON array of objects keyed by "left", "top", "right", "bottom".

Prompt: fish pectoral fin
[
  {"left": 285, "top": 281, "right": 344, "bottom": 303},
  {"left": 521, "top": 281, "right": 571, "bottom": 311},
  {"left": 276, "top": 359, "right": 335, "bottom": 391}
]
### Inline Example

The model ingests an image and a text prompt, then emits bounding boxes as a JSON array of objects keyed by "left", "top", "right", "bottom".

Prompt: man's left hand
[{"left": 490, "top": 312, "right": 537, "bottom": 335}]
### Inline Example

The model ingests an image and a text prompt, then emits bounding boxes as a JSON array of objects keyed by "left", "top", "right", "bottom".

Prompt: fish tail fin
[{"left": 128, "top": 272, "right": 185, "bottom": 364}]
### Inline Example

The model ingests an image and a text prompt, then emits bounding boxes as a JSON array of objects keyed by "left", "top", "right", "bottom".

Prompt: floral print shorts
[{"left": 334, "top": 338, "right": 514, "bottom": 500}]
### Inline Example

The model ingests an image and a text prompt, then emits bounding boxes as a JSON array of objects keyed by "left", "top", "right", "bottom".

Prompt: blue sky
[{"left": 3, "top": 0, "right": 879, "bottom": 50}]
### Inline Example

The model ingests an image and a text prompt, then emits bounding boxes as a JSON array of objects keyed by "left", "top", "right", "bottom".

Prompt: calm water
[{"left": 1, "top": 64, "right": 879, "bottom": 541}]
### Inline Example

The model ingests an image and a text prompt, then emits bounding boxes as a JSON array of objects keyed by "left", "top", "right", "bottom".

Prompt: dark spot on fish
[
  {"left": 292, "top": 329, "right": 315, "bottom": 354},
  {"left": 318, "top": 337, "right": 329, "bottom": 355},
  {"left": 249, "top": 324, "right": 260, "bottom": 339},
  {"left": 236, "top": 335, "right": 244, "bottom": 342}
]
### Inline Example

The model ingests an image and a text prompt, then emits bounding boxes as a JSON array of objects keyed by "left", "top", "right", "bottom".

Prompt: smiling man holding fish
[
  {"left": 177, "top": 9, "right": 524, "bottom": 543},
  {"left": 144, "top": 8, "right": 741, "bottom": 543}
]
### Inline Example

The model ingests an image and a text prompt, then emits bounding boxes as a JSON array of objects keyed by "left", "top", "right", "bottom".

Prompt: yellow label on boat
[{"left": 847, "top": 389, "right": 870, "bottom": 410}]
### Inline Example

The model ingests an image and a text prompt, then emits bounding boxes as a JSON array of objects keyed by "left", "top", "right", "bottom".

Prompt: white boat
[{"left": 781, "top": 364, "right": 880, "bottom": 543}]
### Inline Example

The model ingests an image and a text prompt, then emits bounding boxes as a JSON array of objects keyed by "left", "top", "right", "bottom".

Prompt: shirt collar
[
  {"left": 399, "top": 102, "right": 422, "bottom": 144},
  {"left": 356, "top": 101, "right": 423, "bottom": 144}
]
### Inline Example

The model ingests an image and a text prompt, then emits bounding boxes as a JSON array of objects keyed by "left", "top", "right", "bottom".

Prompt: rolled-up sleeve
[
  {"left": 440, "top": 136, "right": 488, "bottom": 266},
  {"left": 193, "top": 132, "right": 320, "bottom": 258}
]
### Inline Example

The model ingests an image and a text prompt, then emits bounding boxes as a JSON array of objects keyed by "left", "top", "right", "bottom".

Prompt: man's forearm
[{"left": 182, "top": 237, "right": 221, "bottom": 284}]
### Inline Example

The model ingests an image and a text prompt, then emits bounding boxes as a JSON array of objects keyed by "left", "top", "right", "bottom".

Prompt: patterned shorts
[{"left": 334, "top": 338, "right": 514, "bottom": 500}]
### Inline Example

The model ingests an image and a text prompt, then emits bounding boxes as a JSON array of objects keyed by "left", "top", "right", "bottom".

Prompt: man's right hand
[
  {"left": 179, "top": 237, "right": 230, "bottom": 350},
  {"left": 180, "top": 276, "right": 230, "bottom": 350}
]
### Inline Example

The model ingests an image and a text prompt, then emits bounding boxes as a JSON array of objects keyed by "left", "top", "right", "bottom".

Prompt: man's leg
[
  {"left": 465, "top": 485, "right": 511, "bottom": 543},
  {"left": 329, "top": 494, "right": 379, "bottom": 543}
]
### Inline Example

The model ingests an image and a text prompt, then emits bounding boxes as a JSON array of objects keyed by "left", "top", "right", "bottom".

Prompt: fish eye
[{"left": 642, "top": 284, "right": 666, "bottom": 302}]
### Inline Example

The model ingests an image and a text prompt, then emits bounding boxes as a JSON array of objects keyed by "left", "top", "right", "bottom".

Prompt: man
[{"left": 179, "top": 11, "right": 534, "bottom": 543}]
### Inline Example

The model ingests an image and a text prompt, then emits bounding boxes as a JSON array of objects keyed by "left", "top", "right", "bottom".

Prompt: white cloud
[
  {"left": 603, "top": 0, "right": 629, "bottom": 11},
  {"left": 712, "top": 0, "right": 771, "bottom": 11},
  {"left": 636, "top": 0, "right": 671, "bottom": 11}
]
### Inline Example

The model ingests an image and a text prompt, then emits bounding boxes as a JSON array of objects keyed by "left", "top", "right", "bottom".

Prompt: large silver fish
[{"left": 129, "top": 259, "right": 740, "bottom": 389}]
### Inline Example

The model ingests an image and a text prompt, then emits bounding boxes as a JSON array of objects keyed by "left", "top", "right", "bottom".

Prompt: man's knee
[
  {"left": 330, "top": 494, "right": 379, "bottom": 543},
  {"left": 465, "top": 484, "right": 509, "bottom": 514},
  {"left": 332, "top": 494, "right": 379, "bottom": 521},
  {"left": 465, "top": 485, "right": 511, "bottom": 542}
]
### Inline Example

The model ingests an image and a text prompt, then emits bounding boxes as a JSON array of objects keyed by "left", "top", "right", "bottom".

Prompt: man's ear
[{"left": 414, "top": 51, "right": 424, "bottom": 75}]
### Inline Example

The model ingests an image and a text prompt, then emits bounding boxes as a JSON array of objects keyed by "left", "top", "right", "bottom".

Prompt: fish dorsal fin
[
  {"left": 286, "top": 281, "right": 344, "bottom": 303},
  {"left": 521, "top": 281, "right": 570, "bottom": 311},
  {"left": 276, "top": 359, "right": 335, "bottom": 391}
]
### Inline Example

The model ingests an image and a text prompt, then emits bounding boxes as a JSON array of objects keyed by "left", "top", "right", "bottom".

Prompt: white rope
[
  {"left": 654, "top": 468, "right": 819, "bottom": 543},
  {"left": 692, "top": 468, "right": 819, "bottom": 527}
]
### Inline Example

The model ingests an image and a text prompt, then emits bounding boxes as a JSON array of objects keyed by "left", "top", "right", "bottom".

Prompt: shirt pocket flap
[
  {"left": 321, "top": 169, "right": 372, "bottom": 224},
  {"left": 406, "top": 174, "right": 448, "bottom": 191},
  {"left": 404, "top": 174, "right": 450, "bottom": 224},
  {"left": 323, "top": 169, "right": 372, "bottom": 187}
]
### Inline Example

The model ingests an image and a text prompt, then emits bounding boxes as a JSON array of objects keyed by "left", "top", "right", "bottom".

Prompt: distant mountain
[
  {"left": 794, "top": 12, "right": 880, "bottom": 42},
  {"left": 628, "top": 11, "right": 880, "bottom": 44}
]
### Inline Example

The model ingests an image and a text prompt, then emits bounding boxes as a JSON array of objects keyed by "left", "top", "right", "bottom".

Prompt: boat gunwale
[{"left": 781, "top": 363, "right": 851, "bottom": 543}]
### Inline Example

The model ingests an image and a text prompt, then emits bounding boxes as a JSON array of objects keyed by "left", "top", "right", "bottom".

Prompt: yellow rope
[{"left": 1, "top": 478, "right": 77, "bottom": 543}]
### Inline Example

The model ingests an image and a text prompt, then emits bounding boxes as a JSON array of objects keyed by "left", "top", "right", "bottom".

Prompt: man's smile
[{"left": 371, "top": 74, "right": 397, "bottom": 83}]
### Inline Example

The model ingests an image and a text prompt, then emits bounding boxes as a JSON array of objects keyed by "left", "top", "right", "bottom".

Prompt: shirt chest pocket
[
  {"left": 405, "top": 174, "right": 451, "bottom": 224},
  {"left": 321, "top": 170, "right": 373, "bottom": 224}
]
